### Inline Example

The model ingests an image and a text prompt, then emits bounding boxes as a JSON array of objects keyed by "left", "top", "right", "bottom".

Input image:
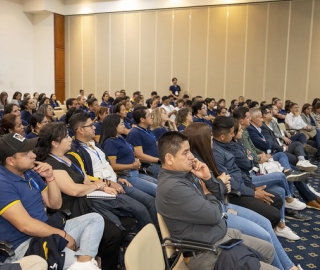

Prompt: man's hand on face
[{"left": 191, "top": 158, "right": 211, "bottom": 180}]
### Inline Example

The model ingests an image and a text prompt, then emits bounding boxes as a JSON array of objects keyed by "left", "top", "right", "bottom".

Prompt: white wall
[{"left": 0, "top": 0, "right": 54, "bottom": 100}]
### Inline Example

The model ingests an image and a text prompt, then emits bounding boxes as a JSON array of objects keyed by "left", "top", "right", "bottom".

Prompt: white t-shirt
[{"left": 161, "top": 104, "right": 176, "bottom": 120}]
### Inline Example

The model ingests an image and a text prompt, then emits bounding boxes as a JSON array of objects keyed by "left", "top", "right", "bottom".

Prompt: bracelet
[
  {"left": 99, "top": 184, "right": 107, "bottom": 191},
  {"left": 46, "top": 177, "right": 55, "bottom": 183}
]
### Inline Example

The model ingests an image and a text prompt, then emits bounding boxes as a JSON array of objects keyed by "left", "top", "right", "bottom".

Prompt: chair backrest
[
  {"left": 278, "top": 123, "right": 286, "bottom": 131},
  {"left": 125, "top": 224, "right": 165, "bottom": 270},
  {"left": 157, "top": 213, "right": 175, "bottom": 258},
  {"left": 157, "top": 213, "right": 189, "bottom": 270}
]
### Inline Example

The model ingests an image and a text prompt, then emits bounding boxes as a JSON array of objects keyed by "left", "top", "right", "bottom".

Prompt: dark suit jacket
[
  {"left": 246, "top": 124, "right": 272, "bottom": 152},
  {"left": 260, "top": 123, "right": 284, "bottom": 153}
]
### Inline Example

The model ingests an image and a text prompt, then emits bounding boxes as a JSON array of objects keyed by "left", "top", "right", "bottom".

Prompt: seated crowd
[{"left": 1, "top": 86, "right": 320, "bottom": 270}]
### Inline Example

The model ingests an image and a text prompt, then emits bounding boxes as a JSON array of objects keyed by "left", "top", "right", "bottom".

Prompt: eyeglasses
[
  {"left": 76, "top": 123, "right": 95, "bottom": 130},
  {"left": 145, "top": 114, "right": 154, "bottom": 119}
]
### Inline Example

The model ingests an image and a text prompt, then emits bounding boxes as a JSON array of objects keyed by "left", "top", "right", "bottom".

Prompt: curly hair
[{"left": 35, "top": 122, "right": 67, "bottom": 161}]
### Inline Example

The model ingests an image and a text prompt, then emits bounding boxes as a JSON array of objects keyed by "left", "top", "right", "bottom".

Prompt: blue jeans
[
  {"left": 271, "top": 152, "right": 291, "bottom": 170},
  {"left": 123, "top": 169, "right": 157, "bottom": 197},
  {"left": 6, "top": 213, "right": 104, "bottom": 270},
  {"left": 225, "top": 203, "right": 294, "bottom": 270},
  {"left": 122, "top": 184, "right": 159, "bottom": 231},
  {"left": 146, "top": 163, "right": 161, "bottom": 178},
  {"left": 251, "top": 172, "right": 289, "bottom": 223},
  {"left": 290, "top": 133, "right": 307, "bottom": 144}
]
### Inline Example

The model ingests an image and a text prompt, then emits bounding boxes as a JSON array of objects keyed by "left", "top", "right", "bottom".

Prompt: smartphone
[{"left": 218, "top": 238, "right": 243, "bottom": 249}]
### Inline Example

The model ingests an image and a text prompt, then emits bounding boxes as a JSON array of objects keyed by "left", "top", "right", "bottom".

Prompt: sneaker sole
[
  {"left": 285, "top": 215, "right": 312, "bottom": 221},
  {"left": 285, "top": 205, "right": 306, "bottom": 211},
  {"left": 296, "top": 165, "right": 317, "bottom": 172},
  {"left": 306, "top": 205, "right": 320, "bottom": 210},
  {"left": 275, "top": 232, "right": 300, "bottom": 241},
  {"left": 286, "top": 173, "right": 310, "bottom": 182}
]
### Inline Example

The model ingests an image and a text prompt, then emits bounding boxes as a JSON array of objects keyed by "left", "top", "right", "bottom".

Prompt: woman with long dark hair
[
  {"left": 99, "top": 114, "right": 157, "bottom": 197},
  {"left": 113, "top": 102, "right": 132, "bottom": 136},
  {"left": 184, "top": 122, "right": 300, "bottom": 270},
  {"left": 21, "top": 97, "right": 36, "bottom": 124}
]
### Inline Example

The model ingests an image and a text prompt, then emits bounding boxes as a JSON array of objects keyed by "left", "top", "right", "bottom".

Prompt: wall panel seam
[
  {"left": 154, "top": 11, "right": 158, "bottom": 91},
  {"left": 305, "top": 0, "right": 315, "bottom": 102},
  {"left": 262, "top": 3, "right": 269, "bottom": 101},
  {"left": 243, "top": 5, "right": 249, "bottom": 97},
  {"left": 205, "top": 7, "right": 210, "bottom": 97},
  {"left": 187, "top": 9, "right": 191, "bottom": 94},
  {"left": 109, "top": 14, "right": 111, "bottom": 92},
  {"left": 223, "top": 7, "right": 229, "bottom": 99},
  {"left": 171, "top": 9, "right": 174, "bottom": 79},
  {"left": 283, "top": 1, "right": 292, "bottom": 101}
]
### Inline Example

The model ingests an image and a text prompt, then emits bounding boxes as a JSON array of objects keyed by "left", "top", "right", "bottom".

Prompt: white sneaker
[
  {"left": 307, "top": 183, "right": 320, "bottom": 197},
  {"left": 68, "top": 259, "right": 100, "bottom": 270},
  {"left": 297, "top": 264, "right": 304, "bottom": 270},
  {"left": 296, "top": 160, "right": 317, "bottom": 172},
  {"left": 275, "top": 226, "right": 300, "bottom": 240},
  {"left": 285, "top": 198, "right": 306, "bottom": 210}
]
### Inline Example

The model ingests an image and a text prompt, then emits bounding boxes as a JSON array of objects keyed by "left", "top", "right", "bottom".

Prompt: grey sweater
[{"left": 155, "top": 168, "right": 227, "bottom": 244}]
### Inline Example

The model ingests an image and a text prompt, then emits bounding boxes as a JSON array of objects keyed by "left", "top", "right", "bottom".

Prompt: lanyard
[
  {"left": 135, "top": 126, "right": 157, "bottom": 142},
  {"left": 50, "top": 153, "right": 84, "bottom": 177},
  {"left": 82, "top": 143, "right": 102, "bottom": 161},
  {"left": 117, "top": 136, "right": 134, "bottom": 153},
  {"left": 25, "top": 172, "right": 40, "bottom": 191}
]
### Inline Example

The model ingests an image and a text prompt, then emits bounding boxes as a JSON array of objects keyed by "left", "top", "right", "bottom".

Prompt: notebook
[{"left": 86, "top": 190, "right": 116, "bottom": 199}]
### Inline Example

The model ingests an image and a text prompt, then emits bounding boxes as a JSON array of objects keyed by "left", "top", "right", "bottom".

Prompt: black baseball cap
[{"left": 0, "top": 133, "right": 38, "bottom": 161}]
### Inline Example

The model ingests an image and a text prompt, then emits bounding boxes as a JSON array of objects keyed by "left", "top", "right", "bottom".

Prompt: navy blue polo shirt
[
  {"left": 177, "top": 124, "right": 186, "bottom": 132},
  {"left": 26, "top": 131, "right": 38, "bottom": 139},
  {"left": 0, "top": 167, "right": 48, "bottom": 250},
  {"left": 277, "top": 109, "right": 287, "bottom": 124},
  {"left": 207, "top": 108, "right": 217, "bottom": 117},
  {"left": 94, "top": 120, "right": 102, "bottom": 135},
  {"left": 101, "top": 136, "right": 135, "bottom": 164},
  {"left": 126, "top": 126, "right": 159, "bottom": 158},
  {"left": 124, "top": 118, "right": 132, "bottom": 129},
  {"left": 151, "top": 127, "right": 167, "bottom": 141},
  {"left": 100, "top": 101, "right": 111, "bottom": 108},
  {"left": 169, "top": 85, "right": 181, "bottom": 96},
  {"left": 88, "top": 111, "right": 96, "bottom": 120},
  {"left": 193, "top": 116, "right": 212, "bottom": 127},
  {"left": 21, "top": 110, "right": 32, "bottom": 124},
  {"left": 59, "top": 114, "right": 66, "bottom": 122}
]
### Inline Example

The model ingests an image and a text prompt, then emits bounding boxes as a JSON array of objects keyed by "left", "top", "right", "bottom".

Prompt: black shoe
[
  {"left": 285, "top": 170, "right": 310, "bottom": 182},
  {"left": 285, "top": 209, "right": 312, "bottom": 221}
]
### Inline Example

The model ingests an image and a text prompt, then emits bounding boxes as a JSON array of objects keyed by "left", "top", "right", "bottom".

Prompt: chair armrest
[
  {"left": 162, "top": 237, "right": 218, "bottom": 254},
  {"left": 114, "top": 171, "right": 131, "bottom": 177},
  {"left": 0, "top": 240, "right": 15, "bottom": 258}
]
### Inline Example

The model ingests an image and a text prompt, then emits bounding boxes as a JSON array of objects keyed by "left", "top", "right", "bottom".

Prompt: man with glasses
[
  {"left": 248, "top": 107, "right": 315, "bottom": 173},
  {"left": 126, "top": 106, "right": 161, "bottom": 177},
  {"left": 192, "top": 101, "right": 212, "bottom": 127}
]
